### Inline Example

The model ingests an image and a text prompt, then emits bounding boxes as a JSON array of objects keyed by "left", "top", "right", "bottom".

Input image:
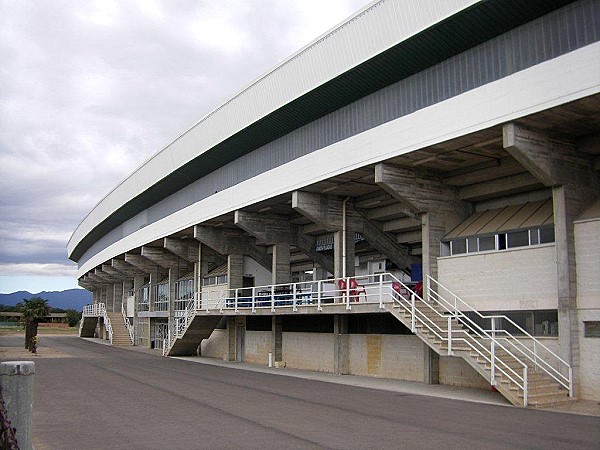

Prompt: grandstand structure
[{"left": 71, "top": 0, "right": 600, "bottom": 407}]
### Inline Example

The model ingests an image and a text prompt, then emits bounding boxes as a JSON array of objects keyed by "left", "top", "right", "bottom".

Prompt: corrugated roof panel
[
  {"left": 458, "top": 209, "right": 503, "bottom": 237},
  {"left": 477, "top": 204, "right": 523, "bottom": 234},
  {"left": 498, "top": 200, "right": 546, "bottom": 231},
  {"left": 445, "top": 211, "right": 484, "bottom": 238},
  {"left": 521, "top": 199, "right": 553, "bottom": 228}
]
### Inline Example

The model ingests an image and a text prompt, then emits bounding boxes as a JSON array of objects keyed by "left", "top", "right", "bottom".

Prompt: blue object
[{"left": 411, "top": 263, "right": 422, "bottom": 282}]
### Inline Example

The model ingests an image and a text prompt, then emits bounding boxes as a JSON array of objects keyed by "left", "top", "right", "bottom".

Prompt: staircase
[
  {"left": 385, "top": 276, "right": 573, "bottom": 407},
  {"left": 106, "top": 312, "right": 133, "bottom": 347}
]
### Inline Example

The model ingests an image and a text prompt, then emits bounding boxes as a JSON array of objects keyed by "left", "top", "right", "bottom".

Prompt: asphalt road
[{"left": 1, "top": 336, "right": 599, "bottom": 450}]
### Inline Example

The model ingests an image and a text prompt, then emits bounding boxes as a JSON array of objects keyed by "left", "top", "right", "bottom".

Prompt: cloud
[{"left": 0, "top": 0, "right": 372, "bottom": 285}]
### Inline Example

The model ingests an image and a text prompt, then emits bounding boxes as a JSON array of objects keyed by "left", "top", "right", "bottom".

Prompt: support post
[{"left": 0, "top": 361, "right": 35, "bottom": 450}]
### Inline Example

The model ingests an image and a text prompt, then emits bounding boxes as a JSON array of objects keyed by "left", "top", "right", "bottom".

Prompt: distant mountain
[{"left": 0, "top": 289, "right": 92, "bottom": 310}]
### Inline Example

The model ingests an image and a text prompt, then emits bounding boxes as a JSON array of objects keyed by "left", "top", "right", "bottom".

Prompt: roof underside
[{"left": 70, "top": 0, "right": 576, "bottom": 262}]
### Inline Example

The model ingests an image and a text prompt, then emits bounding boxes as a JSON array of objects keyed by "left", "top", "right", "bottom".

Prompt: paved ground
[{"left": 1, "top": 336, "right": 599, "bottom": 450}]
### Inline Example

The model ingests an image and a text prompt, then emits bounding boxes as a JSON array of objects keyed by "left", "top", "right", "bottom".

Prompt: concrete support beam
[
  {"left": 503, "top": 123, "right": 596, "bottom": 188},
  {"left": 141, "top": 246, "right": 182, "bottom": 270},
  {"left": 125, "top": 253, "right": 163, "bottom": 274},
  {"left": 112, "top": 259, "right": 147, "bottom": 278},
  {"left": 101, "top": 264, "right": 129, "bottom": 281},
  {"left": 113, "top": 282, "right": 123, "bottom": 313},
  {"left": 458, "top": 172, "right": 541, "bottom": 201},
  {"left": 227, "top": 254, "right": 244, "bottom": 290},
  {"left": 375, "top": 163, "right": 471, "bottom": 280},
  {"left": 94, "top": 268, "right": 119, "bottom": 284},
  {"left": 194, "top": 225, "right": 271, "bottom": 271},
  {"left": 164, "top": 238, "right": 199, "bottom": 263},
  {"left": 381, "top": 217, "right": 421, "bottom": 233},
  {"left": 503, "top": 123, "right": 600, "bottom": 387},
  {"left": 235, "top": 209, "right": 333, "bottom": 277},
  {"left": 234, "top": 210, "right": 293, "bottom": 244},
  {"left": 294, "top": 190, "right": 414, "bottom": 276}
]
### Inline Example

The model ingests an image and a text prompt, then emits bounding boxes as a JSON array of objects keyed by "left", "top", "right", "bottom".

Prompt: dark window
[
  {"left": 539, "top": 226, "right": 555, "bottom": 244},
  {"left": 246, "top": 316, "right": 272, "bottom": 331},
  {"left": 497, "top": 233, "right": 506, "bottom": 250},
  {"left": 584, "top": 321, "right": 600, "bottom": 338},
  {"left": 479, "top": 235, "right": 495, "bottom": 251},
  {"left": 451, "top": 239, "right": 466, "bottom": 255},
  {"left": 507, "top": 230, "right": 529, "bottom": 248}
]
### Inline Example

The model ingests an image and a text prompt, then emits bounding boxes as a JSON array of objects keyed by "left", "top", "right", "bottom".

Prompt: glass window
[
  {"left": 467, "top": 237, "right": 478, "bottom": 253},
  {"left": 539, "top": 226, "right": 555, "bottom": 244},
  {"left": 529, "top": 228, "right": 539, "bottom": 245},
  {"left": 497, "top": 233, "right": 506, "bottom": 250},
  {"left": 479, "top": 235, "right": 495, "bottom": 251},
  {"left": 507, "top": 230, "right": 529, "bottom": 248},
  {"left": 217, "top": 275, "right": 228, "bottom": 285},
  {"left": 451, "top": 239, "right": 466, "bottom": 255}
]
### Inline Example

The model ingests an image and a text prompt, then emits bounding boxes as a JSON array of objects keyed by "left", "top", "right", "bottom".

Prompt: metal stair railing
[
  {"left": 163, "top": 296, "right": 197, "bottom": 356},
  {"left": 121, "top": 303, "right": 134, "bottom": 344},
  {"left": 427, "top": 276, "right": 572, "bottom": 397},
  {"left": 385, "top": 277, "right": 529, "bottom": 405}
]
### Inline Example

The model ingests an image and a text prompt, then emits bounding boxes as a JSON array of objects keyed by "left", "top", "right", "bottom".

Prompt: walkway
[{"left": 1, "top": 336, "right": 599, "bottom": 449}]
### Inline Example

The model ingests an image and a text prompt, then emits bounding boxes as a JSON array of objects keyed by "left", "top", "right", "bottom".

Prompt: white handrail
[
  {"left": 121, "top": 303, "right": 134, "bottom": 344},
  {"left": 427, "top": 275, "right": 571, "bottom": 393}
]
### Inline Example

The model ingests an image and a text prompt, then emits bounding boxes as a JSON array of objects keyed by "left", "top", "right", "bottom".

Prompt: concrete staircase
[
  {"left": 385, "top": 300, "right": 571, "bottom": 407},
  {"left": 166, "top": 315, "right": 223, "bottom": 356},
  {"left": 106, "top": 312, "right": 133, "bottom": 347}
]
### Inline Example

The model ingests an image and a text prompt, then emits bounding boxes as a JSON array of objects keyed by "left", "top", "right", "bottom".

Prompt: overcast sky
[{"left": 0, "top": 0, "right": 373, "bottom": 294}]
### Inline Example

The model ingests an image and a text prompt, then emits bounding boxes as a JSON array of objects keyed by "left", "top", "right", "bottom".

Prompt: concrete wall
[
  {"left": 245, "top": 331, "right": 271, "bottom": 365},
  {"left": 439, "top": 356, "right": 490, "bottom": 390},
  {"left": 575, "top": 218, "right": 600, "bottom": 400},
  {"left": 243, "top": 257, "right": 272, "bottom": 287},
  {"left": 438, "top": 245, "right": 557, "bottom": 311},
  {"left": 282, "top": 332, "right": 335, "bottom": 373},
  {"left": 348, "top": 335, "right": 425, "bottom": 381},
  {"left": 201, "top": 329, "right": 228, "bottom": 359}
]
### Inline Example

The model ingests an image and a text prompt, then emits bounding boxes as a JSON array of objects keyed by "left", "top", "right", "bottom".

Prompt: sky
[{"left": 0, "top": 0, "right": 374, "bottom": 294}]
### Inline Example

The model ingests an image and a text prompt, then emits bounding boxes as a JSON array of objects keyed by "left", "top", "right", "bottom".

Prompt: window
[
  {"left": 154, "top": 283, "right": 169, "bottom": 311},
  {"left": 442, "top": 226, "right": 555, "bottom": 256},
  {"left": 584, "top": 321, "right": 600, "bottom": 338}
]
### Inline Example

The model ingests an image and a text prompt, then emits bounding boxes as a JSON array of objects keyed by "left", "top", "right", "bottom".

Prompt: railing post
[
  {"left": 447, "top": 316, "right": 452, "bottom": 355},
  {"left": 378, "top": 275, "right": 383, "bottom": 309},
  {"left": 411, "top": 293, "right": 415, "bottom": 333},
  {"left": 293, "top": 283, "right": 298, "bottom": 312},
  {"left": 523, "top": 367, "right": 528, "bottom": 407},
  {"left": 491, "top": 318, "right": 496, "bottom": 386},
  {"left": 252, "top": 287, "right": 256, "bottom": 313},
  {"left": 317, "top": 280, "right": 322, "bottom": 311},
  {"left": 234, "top": 288, "right": 238, "bottom": 313}
]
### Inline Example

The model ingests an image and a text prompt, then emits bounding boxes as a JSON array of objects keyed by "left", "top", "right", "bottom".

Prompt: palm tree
[{"left": 21, "top": 297, "right": 50, "bottom": 352}]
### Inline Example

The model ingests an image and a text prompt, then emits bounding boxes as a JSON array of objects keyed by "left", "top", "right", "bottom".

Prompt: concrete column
[
  {"left": 227, "top": 254, "right": 244, "bottom": 290},
  {"left": 421, "top": 212, "right": 446, "bottom": 281},
  {"left": 0, "top": 361, "right": 35, "bottom": 450},
  {"left": 553, "top": 185, "right": 589, "bottom": 379},
  {"left": 333, "top": 228, "right": 355, "bottom": 279},
  {"left": 272, "top": 316, "right": 283, "bottom": 364},
  {"left": 333, "top": 315, "right": 349, "bottom": 375},
  {"left": 113, "top": 282, "right": 124, "bottom": 313},
  {"left": 122, "top": 280, "right": 133, "bottom": 316},
  {"left": 271, "top": 244, "right": 290, "bottom": 285},
  {"left": 105, "top": 284, "right": 115, "bottom": 312}
]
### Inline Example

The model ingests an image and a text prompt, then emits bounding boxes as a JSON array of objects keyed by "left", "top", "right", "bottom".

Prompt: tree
[
  {"left": 65, "top": 309, "right": 81, "bottom": 327},
  {"left": 21, "top": 297, "right": 50, "bottom": 352}
]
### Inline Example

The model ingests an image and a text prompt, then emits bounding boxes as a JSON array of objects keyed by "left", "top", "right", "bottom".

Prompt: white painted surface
[
  {"left": 75, "top": 43, "right": 600, "bottom": 277},
  {"left": 243, "top": 257, "right": 272, "bottom": 286},
  {"left": 68, "top": 0, "right": 478, "bottom": 255},
  {"left": 438, "top": 245, "right": 558, "bottom": 311}
]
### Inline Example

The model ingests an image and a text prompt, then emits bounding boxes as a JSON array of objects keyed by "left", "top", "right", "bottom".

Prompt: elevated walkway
[{"left": 163, "top": 273, "right": 573, "bottom": 408}]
